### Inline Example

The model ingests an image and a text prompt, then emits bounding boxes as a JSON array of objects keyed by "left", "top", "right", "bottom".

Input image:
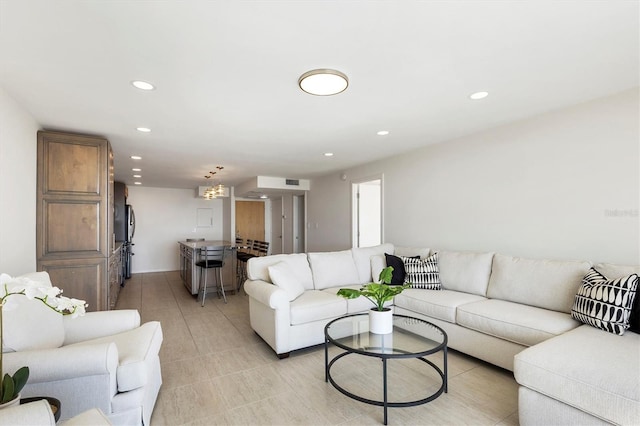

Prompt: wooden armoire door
[
  {"left": 36, "top": 130, "right": 113, "bottom": 311},
  {"left": 235, "top": 201, "right": 265, "bottom": 243}
]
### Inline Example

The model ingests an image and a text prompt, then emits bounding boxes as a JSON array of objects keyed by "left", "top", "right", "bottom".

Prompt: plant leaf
[
  {"left": 378, "top": 266, "right": 394, "bottom": 284},
  {"left": 336, "top": 288, "right": 362, "bottom": 299},
  {"left": 12, "top": 366, "right": 29, "bottom": 395},
  {"left": 1, "top": 374, "right": 15, "bottom": 403}
]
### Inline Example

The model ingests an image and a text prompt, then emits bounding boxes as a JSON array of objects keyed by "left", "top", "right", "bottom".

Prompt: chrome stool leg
[
  {"left": 200, "top": 267, "right": 207, "bottom": 307},
  {"left": 217, "top": 267, "right": 227, "bottom": 304}
]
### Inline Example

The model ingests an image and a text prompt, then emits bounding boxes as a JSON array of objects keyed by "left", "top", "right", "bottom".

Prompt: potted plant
[
  {"left": 337, "top": 266, "right": 410, "bottom": 334},
  {"left": 0, "top": 273, "right": 86, "bottom": 408}
]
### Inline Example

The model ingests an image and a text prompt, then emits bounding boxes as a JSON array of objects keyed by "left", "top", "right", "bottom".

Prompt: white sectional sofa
[{"left": 244, "top": 244, "right": 639, "bottom": 425}]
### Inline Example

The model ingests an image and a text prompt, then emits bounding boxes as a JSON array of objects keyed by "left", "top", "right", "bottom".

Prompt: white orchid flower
[{"left": 0, "top": 273, "right": 86, "bottom": 316}]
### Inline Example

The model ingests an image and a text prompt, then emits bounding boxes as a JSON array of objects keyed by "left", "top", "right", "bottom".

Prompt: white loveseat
[
  {"left": 2, "top": 272, "right": 163, "bottom": 425},
  {"left": 244, "top": 244, "right": 639, "bottom": 425}
]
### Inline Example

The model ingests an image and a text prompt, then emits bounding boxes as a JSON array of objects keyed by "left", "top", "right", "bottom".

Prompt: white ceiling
[{"left": 1, "top": 1, "right": 638, "bottom": 190}]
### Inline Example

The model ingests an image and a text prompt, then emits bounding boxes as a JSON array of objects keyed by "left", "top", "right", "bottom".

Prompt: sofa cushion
[
  {"left": 571, "top": 268, "right": 638, "bottom": 335},
  {"left": 351, "top": 243, "right": 394, "bottom": 283},
  {"left": 395, "top": 246, "right": 430, "bottom": 259},
  {"left": 1, "top": 272, "right": 65, "bottom": 352},
  {"left": 289, "top": 290, "right": 347, "bottom": 325},
  {"left": 68, "top": 321, "right": 163, "bottom": 392},
  {"left": 439, "top": 251, "right": 494, "bottom": 297},
  {"left": 371, "top": 255, "right": 386, "bottom": 284},
  {"left": 394, "top": 289, "right": 486, "bottom": 324},
  {"left": 457, "top": 299, "right": 580, "bottom": 347},
  {"left": 595, "top": 263, "right": 640, "bottom": 333},
  {"left": 514, "top": 325, "right": 640, "bottom": 425},
  {"left": 323, "top": 286, "right": 387, "bottom": 314},
  {"left": 402, "top": 254, "right": 441, "bottom": 289},
  {"left": 308, "top": 250, "right": 360, "bottom": 290},
  {"left": 487, "top": 254, "right": 591, "bottom": 313},
  {"left": 268, "top": 262, "right": 306, "bottom": 301},
  {"left": 247, "top": 253, "right": 314, "bottom": 290}
]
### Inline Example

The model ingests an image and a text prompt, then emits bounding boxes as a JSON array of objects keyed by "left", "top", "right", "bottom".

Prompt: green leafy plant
[
  {"left": 0, "top": 273, "right": 87, "bottom": 404},
  {"left": 337, "top": 266, "right": 410, "bottom": 311}
]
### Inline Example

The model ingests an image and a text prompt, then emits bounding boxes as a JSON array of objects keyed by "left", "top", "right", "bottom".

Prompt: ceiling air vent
[{"left": 285, "top": 179, "right": 300, "bottom": 186}]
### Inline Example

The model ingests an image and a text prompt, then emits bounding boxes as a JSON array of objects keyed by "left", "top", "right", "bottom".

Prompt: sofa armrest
[
  {"left": 244, "top": 280, "right": 289, "bottom": 310},
  {"left": 63, "top": 310, "right": 141, "bottom": 344},
  {"left": 3, "top": 342, "right": 119, "bottom": 384},
  {"left": 0, "top": 400, "right": 55, "bottom": 426}
]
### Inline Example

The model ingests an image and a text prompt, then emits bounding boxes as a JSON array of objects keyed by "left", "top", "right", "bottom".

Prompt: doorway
[
  {"left": 235, "top": 200, "right": 265, "bottom": 244},
  {"left": 352, "top": 177, "right": 382, "bottom": 248},
  {"left": 271, "top": 197, "right": 283, "bottom": 255}
]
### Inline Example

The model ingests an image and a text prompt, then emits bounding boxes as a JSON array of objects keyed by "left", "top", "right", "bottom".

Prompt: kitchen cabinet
[
  {"left": 36, "top": 130, "right": 116, "bottom": 311},
  {"left": 109, "top": 243, "right": 123, "bottom": 309}
]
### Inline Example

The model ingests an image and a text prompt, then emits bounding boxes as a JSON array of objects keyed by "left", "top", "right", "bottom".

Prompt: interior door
[
  {"left": 352, "top": 178, "right": 382, "bottom": 247},
  {"left": 235, "top": 201, "right": 265, "bottom": 243},
  {"left": 271, "top": 197, "right": 283, "bottom": 255}
]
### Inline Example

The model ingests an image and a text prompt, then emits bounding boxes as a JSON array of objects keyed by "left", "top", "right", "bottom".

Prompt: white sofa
[
  {"left": 244, "top": 244, "right": 639, "bottom": 425},
  {"left": 2, "top": 272, "right": 163, "bottom": 425}
]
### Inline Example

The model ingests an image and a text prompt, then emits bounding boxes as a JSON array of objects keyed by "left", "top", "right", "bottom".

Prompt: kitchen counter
[{"left": 178, "top": 240, "right": 237, "bottom": 297}]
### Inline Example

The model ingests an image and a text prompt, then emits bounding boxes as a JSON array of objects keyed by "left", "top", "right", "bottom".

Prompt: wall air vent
[{"left": 285, "top": 179, "right": 300, "bottom": 186}]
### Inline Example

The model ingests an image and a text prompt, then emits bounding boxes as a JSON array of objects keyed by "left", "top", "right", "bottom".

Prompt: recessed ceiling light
[
  {"left": 134, "top": 182, "right": 142, "bottom": 185},
  {"left": 132, "top": 168, "right": 141, "bottom": 172},
  {"left": 377, "top": 130, "right": 390, "bottom": 136},
  {"left": 260, "top": 195, "right": 268, "bottom": 199},
  {"left": 130, "top": 155, "right": 142, "bottom": 160},
  {"left": 136, "top": 127, "right": 151, "bottom": 133},
  {"left": 469, "top": 91, "right": 489, "bottom": 100},
  {"left": 133, "top": 174, "right": 142, "bottom": 178},
  {"left": 299, "top": 69, "right": 348, "bottom": 96},
  {"left": 324, "top": 152, "right": 334, "bottom": 157},
  {"left": 131, "top": 80, "right": 155, "bottom": 91}
]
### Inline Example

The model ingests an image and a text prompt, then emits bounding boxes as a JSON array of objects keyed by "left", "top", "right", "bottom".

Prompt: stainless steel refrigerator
[{"left": 124, "top": 204, "right": 135, "bottom": 278}]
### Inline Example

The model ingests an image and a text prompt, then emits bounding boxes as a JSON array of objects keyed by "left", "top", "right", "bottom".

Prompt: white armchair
[{"left": 1, "top": 273, "right": 163, "bottom": 425}]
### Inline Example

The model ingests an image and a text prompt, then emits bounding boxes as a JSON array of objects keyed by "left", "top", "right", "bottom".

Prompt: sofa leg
[{"left": 277, "top": 352, "right": 290, "bottom": 359}]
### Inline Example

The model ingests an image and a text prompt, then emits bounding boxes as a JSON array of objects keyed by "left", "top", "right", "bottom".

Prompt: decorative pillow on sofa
[
  {"left": 268, "top": 262, "right": 306, "bottom": 301},
  {"left": 571, "top": 268, "right": 638, "bottom": 336},
  {"left": 384, "top": 253, "right": 418, "bottom": 285},
  {"left": 401, "top": 253, "right": 441, "bottom": 290},
  {"left": 1, "top": 272, "right": 66, "bottom": 352}
]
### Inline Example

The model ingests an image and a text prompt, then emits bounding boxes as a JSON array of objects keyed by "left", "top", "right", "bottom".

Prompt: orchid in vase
[{"left": 0, "top": 273, "right": 87, "bottom": 405}]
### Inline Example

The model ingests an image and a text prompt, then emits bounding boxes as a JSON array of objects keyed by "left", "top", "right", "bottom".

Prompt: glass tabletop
[{"left": 325, "top": 313, "right": 447, "bottom": 358}]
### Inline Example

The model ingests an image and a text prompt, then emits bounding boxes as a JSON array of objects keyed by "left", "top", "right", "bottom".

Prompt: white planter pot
[
  {"left": 0, "top": 393, "right": 21, "bottom": 410},
  {"left": 369, "top": 307, "right": 393, "bottom": 334}
]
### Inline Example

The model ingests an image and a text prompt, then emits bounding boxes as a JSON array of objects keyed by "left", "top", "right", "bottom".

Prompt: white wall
[
  {"left": 0, "top": 87, "right": 39, "bottom": 275},
  {"left": 308, "top": 89, "right": 640, "bottom": 265},
  {"left": 126, "top": 186, "right": 225, "bottom": 273}
]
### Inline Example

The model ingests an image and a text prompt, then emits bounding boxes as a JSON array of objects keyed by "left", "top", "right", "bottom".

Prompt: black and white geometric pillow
[
  {"left": 401, "top": 253, "right": 441, "bottom": 290},
  {"left": 571, "top": 268, "right": 638, "bottom": 336}
]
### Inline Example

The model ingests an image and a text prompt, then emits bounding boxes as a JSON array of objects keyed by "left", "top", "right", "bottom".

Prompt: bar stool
[
  {"left": 236, "top": 239, "right": 255, "bottom": 289},
  {"left": 196, "top": 246, "right": 227, "bottom": 306}
]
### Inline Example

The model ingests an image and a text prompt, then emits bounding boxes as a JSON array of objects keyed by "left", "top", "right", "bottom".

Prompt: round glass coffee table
[{"left": 324, "top": 313, "right": 448, "bottom": 425}]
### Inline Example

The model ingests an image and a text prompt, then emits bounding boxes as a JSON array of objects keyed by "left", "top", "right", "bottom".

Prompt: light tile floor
[{"left": 116, "top": 272, "right": 520, "bottom": 426}]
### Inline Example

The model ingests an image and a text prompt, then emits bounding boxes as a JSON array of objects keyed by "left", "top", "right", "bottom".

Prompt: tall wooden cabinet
[{"left": 36, "top": 130, "right": 116, "bottom": 311}]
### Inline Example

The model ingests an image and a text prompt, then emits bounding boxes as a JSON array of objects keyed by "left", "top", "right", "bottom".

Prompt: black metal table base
[{"left": 325, "top": 341, "right": 448, "bottom": 425}]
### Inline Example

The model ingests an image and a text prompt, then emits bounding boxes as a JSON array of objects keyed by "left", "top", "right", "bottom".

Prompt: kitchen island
[{"left": 178, "top": 240, "right": 237, "bottom": 298}]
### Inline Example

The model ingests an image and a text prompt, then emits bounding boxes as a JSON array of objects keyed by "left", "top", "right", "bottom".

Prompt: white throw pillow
[
  {"left": 268, "top": 262, "right": 306, "bottom": 301},
  {"left": 308, "top": 250, "right": 360, "bottom": 290},
  {"left": 2, "top": 272, "right": 65, "bottom": 352}
]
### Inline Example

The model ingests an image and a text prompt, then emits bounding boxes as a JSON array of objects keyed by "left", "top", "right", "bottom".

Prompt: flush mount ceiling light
[
  {"left": 130, "top": 155, "right": 142, "bottom": 160},
  {"left": 136, "top": 127, "right": 151, "bottom": 133},
  {"left": 469, "top": 91, "right": 489, "bottom": 100},
  {"left": 377, "top": 130, "right": 390, "bottom": 136},
  {"left": 299, "top": 69, "right": 348, "bottom": 96},
  {"left": 131, "top": 80, "right": 155, "bottom": 91},
  {"left": 324, "top": 152, "right": 334, "bottom": 157}
]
